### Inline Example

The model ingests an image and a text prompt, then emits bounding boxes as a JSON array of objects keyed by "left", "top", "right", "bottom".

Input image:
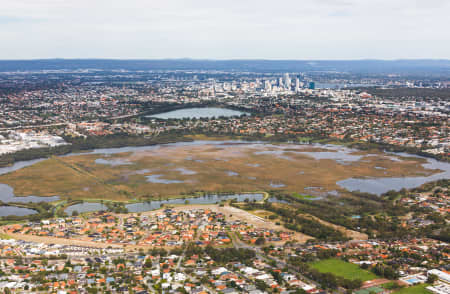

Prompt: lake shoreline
[
  {"left": 1, "top": 132, "right": 447, "bottom": 171},
  {"left": 1, "top": 138, "right": 448, "bottom": 219}
]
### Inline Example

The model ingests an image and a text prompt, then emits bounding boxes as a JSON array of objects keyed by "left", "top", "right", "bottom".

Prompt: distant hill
[{"left": 0, "top": 59, "right": 449, "bottom": 75}]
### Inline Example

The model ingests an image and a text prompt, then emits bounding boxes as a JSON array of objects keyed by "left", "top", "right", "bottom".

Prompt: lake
[
  {"left": 65, "top": 193, "right": 264, "bottom": 214},
  {"left": 337, "top": 152, "right": 450, "bottom": 195},
  {"left": 0, "top": 206, "right": 37, "bottom": 217},
  {"left": 0, "top": 158, "right": 61, "bottom": 203},
  {"left": 0, "top": 183, "right": 60, "bottom": 203},
  {"left": 65, "top": 202, "right": 108, "bottom": 215},
  {"left": 1, "top": 140, "right": 449, "bottom": 213},
  {"left": 147, "top": 107, "right": 249, "bottom": 119},
  {"left": 95, "top": 158, "right": 132, "bottom": 166}
]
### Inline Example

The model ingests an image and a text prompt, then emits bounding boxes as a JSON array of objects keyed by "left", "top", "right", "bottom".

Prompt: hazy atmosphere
[
  {"left": 1, "top": 0, "right": 450, "bottom": 59},
  {"left": 0, "top": 1, "right": 449, "bottom": 293}
]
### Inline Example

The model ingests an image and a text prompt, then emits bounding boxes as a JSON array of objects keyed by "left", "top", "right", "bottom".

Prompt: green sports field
[
  {"left": 392, "top": 284, "right": 431, "bottom": 294},
  {"left": 309, "top": 258, "right": 378, "bottom": 281}
]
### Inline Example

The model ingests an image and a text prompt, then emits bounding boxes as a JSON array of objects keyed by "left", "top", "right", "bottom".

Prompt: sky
[{"left": 1, "top": 0, "right": 449, "bottom": 60}]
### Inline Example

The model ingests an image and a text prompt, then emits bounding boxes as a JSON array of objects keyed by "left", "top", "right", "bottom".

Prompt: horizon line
[{"left": 1, "top": 58, "right": 450, "bottom": 62}]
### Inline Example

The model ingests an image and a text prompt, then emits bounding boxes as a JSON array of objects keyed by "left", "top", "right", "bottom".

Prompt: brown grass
[{"left": 0, "top": 142, "right": 435, "bottom": 201}]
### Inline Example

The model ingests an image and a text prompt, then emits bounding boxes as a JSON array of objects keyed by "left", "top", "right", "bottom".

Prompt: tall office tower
[
  {"left": 264, "top": 80, "right": 272, "bottom": 92},
  {"left": 284, "top": 73, "right": 291, "bottom": 89},
  {"left": 278, "top": 77, "right": 283, "bottom": 88},
  {"left": 295, "top": 78, "right": 300, "bottom": 92}
]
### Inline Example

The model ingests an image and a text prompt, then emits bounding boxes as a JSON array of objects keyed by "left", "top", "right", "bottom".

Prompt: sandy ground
[
  {"left": 1, "top": 226, "right": 165, "bottom": 252},
  {"left": 1, "top": 230, "right": 175, "bottom": 252},
  {"left": 362, "top": 278, "right": 391, "bottom": 288},
  {"left": 1, "top": 230, "right": 120, "bottom": 249}
]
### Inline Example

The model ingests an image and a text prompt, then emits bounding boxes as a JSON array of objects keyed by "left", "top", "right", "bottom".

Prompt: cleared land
[
  {"left": 310, "top": 258, "right": 378, "bottom": 281},
  {"left": 0, "top": 142, "right": 435, "bottom": 201}
]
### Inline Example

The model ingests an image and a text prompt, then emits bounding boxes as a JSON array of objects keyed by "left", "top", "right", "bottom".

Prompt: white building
[{"left": 428, "top": 269, "right": 450, "bottom": 284}]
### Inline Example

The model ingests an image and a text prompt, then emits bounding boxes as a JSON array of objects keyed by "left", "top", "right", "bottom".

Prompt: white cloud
[{"left": 0, "top": 0, "right": 449, "bottom": 59}]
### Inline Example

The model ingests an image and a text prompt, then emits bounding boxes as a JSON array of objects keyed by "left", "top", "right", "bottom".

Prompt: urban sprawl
[{"left": 0, "top": 68, "right": 448, "bottom": 294}]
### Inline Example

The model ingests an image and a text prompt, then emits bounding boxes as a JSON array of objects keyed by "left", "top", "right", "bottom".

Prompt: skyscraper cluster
[{"left": 262, "top": 73, "right": 309, "bottom": 94}]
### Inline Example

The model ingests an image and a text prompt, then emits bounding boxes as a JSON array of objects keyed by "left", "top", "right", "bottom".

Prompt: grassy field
[
  {"left": 292, "top": 193, "right": 317, "bottom": 200},
  {"left": 382, "top": 282, "right": 399, "bottom": 290},
  {"left": 0, "top": 233, "right": 12, "bottom": 240},
  {"left": 392, "top": 284, "right": 431, "bottom": 294},
  {"left": 0, "top": 141, "right": 433, "bottom": 201},
  {"left": 309, "top": 259, "right": 378, "bottom": 281}
]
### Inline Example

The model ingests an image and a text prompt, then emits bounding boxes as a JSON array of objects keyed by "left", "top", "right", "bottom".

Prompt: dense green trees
[
  {"left": 427, "top": 274, "right": 438, "bottom": 284},
  {"left": 371, "top": 264, "right": 399, "bottom": 280},
  {"left": 204, "top": 245, "right": 255, "bottom": 264},
  {"left": 239, "top": 202, "right": 348, "bottom": 242}
]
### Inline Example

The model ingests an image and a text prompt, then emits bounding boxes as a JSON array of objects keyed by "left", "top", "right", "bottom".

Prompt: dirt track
[
  {"left": 1, "top": 228, "right": 151, "bottom": 252},
  {"left": 2, "top": 231, "right": 120, "bottom": 249},
  {"left": 298, "top": 213, "right": 368, "bottom": 240}
]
